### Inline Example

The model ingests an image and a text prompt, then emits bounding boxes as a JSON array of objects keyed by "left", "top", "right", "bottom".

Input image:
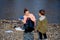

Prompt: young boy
[{"left": 37, "top": 9, "right": 48, "bottom": 40}]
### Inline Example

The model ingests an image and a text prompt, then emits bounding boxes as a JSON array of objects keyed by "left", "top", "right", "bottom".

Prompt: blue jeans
[{"left": 23, "top": 32, "right": 34, "bottom": 40}]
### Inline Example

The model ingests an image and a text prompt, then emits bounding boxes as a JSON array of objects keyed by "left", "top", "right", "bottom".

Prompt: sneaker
[{"left": 15, "top": 27, "right": 24, "bottom": 31}]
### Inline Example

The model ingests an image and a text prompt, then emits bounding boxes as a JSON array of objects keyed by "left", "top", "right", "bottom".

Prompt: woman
[{"left": 22, "top": 8, "right": 36, "bottom": 40}]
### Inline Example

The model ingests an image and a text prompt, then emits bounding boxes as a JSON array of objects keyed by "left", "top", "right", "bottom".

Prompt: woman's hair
[
  {"left": 24, "top": 8, "right": 28, "bottom": 13},
  {"left": 39, "top": 9, "right": 45, "bottom": 15}
]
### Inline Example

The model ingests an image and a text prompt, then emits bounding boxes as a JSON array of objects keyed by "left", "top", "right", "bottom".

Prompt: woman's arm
[
  {"left": 30, "top": 14, "right": 36, "bottom": 27},
  {"left": 22, "top": 16, "right": 27, "bottom": 24}
]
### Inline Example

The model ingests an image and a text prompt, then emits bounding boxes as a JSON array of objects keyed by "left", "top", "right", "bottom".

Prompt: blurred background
[{"left": 0, "top": 0, "right": 60, "bottom": 24}]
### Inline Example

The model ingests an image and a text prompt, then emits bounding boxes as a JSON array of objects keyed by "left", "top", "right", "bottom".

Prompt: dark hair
[
  {"left": 39, "top": 9, "right": 45, "bottom": 15},
  {"left": 24, "top": 8, "right": 28, "bottom": 13}
]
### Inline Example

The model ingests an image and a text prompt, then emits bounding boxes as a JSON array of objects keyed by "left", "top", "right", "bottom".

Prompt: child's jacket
[{"left": 37, "top": 16, "right": 48, "bottom": 34}]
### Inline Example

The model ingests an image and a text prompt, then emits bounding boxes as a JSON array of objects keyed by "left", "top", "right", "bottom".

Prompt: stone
[{"left": 0, "top": 20, "right": 60, "bottom": 40}]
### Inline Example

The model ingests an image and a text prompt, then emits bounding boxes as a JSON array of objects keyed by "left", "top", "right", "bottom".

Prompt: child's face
[
  {"left": 41, "top": 11, "right": 45, "bottom": 14},
  {"left": 39, "top": 11, "right": 45, "bottom": 16}
]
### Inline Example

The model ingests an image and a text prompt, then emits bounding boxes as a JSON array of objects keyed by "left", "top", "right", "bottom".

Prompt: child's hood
[{"left": 39, "top": 16, "right": 46, "bottom": 21}]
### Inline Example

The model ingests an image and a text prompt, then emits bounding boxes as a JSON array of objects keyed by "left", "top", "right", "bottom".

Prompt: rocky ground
[{"left": 0, "top": 20, "right": 60, "bottom": 40}]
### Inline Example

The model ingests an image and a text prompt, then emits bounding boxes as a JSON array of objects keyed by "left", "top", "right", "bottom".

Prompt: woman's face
[{"left": 25, "top": 11, "right": 30, "bottom": 16}]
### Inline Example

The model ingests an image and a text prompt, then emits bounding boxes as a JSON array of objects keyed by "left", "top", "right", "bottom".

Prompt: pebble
[{"left": 0, "top": 20, "right": 60, "bottom": 40}]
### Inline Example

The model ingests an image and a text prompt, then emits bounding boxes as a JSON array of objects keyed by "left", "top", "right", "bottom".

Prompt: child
[{"left": 37, "top": 9, "right": 48, "bottom": 40}]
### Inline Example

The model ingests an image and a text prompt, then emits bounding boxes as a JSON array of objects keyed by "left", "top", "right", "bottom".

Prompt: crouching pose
[{"left": 22, "top": 8, "right": 36, "bottom": 40}]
